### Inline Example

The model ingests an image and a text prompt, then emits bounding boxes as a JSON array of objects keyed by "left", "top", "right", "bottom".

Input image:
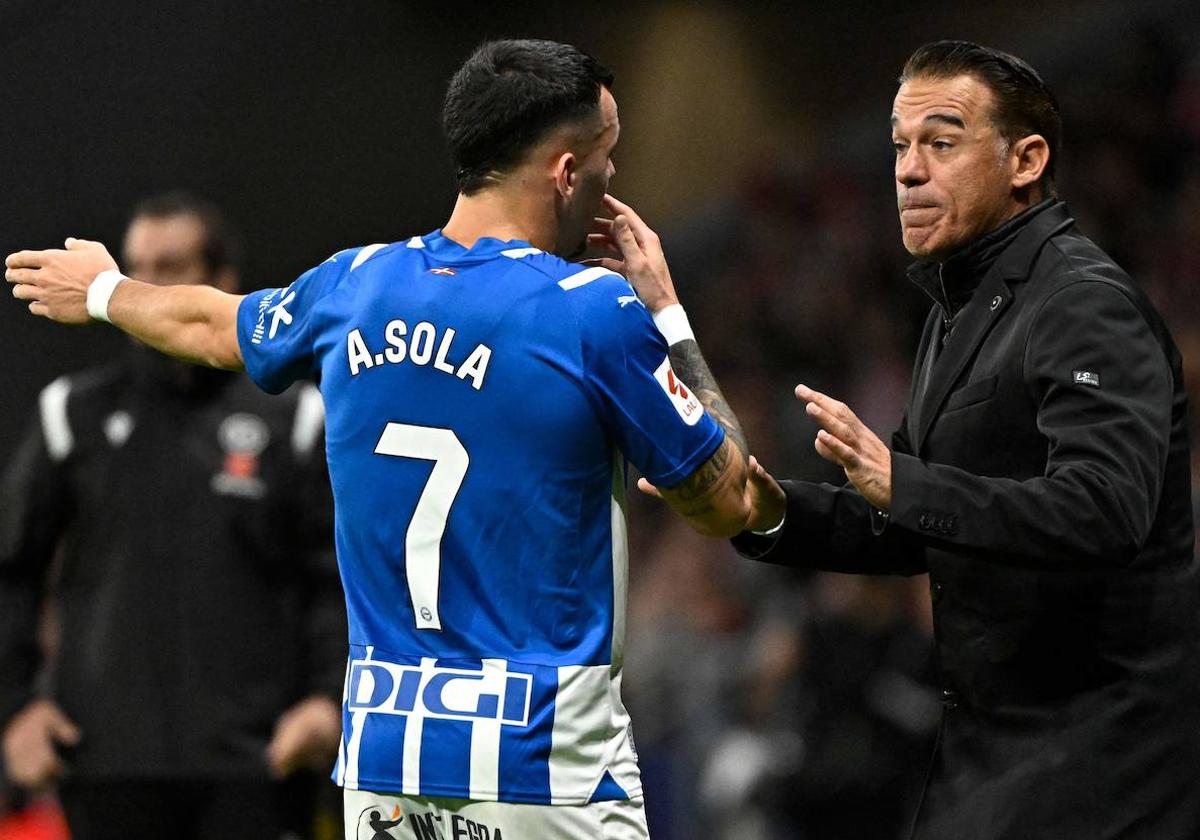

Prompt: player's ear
[{"left": 553, "top": 151, "right": 577, "bottom": 199}]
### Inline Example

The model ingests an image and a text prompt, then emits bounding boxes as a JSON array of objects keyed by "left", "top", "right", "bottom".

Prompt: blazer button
[
  {"left": 930, "top": 581, "right": 944, "bottom": 603},
  {"left": 990, "top": 295, "right": 1002, "bottom": 311},
  {"left": 942, "top": 688, "right": 959, "bottom": 710}
]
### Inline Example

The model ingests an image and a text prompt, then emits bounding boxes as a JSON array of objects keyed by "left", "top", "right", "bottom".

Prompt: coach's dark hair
[
  {"left": 443, "top": 39, "right": 614, "bottom": 195},
  {"left": 900, "top": 41, "right": 1062, "bottom": 190},
  {"left": 130, "top": 190, "right": 241, "bottom": 274}
]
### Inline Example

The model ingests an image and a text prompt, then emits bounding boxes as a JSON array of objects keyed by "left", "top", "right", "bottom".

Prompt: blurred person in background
[
  {"left": 4, "top": 40, "right": 753, "bottom": 840},
  {"left": 721, "top": 41, "right": 1200, "bottom": 839},
  {"left": 0, "top": 193, "right": 345, "bottom": 840}
]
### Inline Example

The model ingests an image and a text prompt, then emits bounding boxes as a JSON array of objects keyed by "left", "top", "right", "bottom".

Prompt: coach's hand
[
  {"left": 585, "top": 194, "right": 679, "bottom": 313},
  {"left": 2, "top": 699, "right": 81, "bottom": 790},
  {"left": 6, "top": 238, "right": 118, "bottom": 324},
  {"left": 797, "top": 384, "right": 892, "bottom": 510},
  {"left": 265, "top": 695, "right": 341, "bottom": 778},
  {"left": 638, "top": 455, "right": 785, "bottom": 533}
]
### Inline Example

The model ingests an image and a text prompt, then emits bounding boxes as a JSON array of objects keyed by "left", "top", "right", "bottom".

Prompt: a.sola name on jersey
[{"left": 346, "top": 320, "right": 493, "bottom": 390}]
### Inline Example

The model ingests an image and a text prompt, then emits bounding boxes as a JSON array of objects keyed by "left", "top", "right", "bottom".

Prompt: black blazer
[{"left": 736, "top": 201, "right": 1200, "bottom": 839}]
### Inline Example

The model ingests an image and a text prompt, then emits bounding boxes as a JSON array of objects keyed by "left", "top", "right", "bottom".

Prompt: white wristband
[
  {"left": 751, "top": 514, "right": 786, "bottom": 537},
  {"left": 86, "top": 269, "right": 127, "bottom": 323},
  {"left": 652, "top": 304, "right": 694, "bottom": 345}
]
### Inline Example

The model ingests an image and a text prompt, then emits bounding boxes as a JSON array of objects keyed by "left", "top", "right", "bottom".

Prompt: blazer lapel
[
  {"left": 913, "top": 269, "right": 1011, "bottom": 453},
  {"left": 910, "top": 201, "right": 1076, "bottom": 454}
]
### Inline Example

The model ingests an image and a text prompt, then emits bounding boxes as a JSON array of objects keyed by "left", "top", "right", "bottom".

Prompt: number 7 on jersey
[{"left": 374, "top": 422, "right": 469, "bottom": 630}]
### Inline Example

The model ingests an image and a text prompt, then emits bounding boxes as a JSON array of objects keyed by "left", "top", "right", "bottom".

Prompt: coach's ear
[{"left": 553, "top": 151, "right": 578, "bottom": 200}]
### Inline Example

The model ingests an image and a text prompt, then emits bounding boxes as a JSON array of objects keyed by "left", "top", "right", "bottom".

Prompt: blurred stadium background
[{"left": 2, "top": 1, "right": 1198, "bottom": 838}]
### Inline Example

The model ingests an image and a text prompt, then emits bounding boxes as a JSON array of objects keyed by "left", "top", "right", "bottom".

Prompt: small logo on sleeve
[
  {"left": 267, "top": 289, "right": 297, "bottom": 339},
  {"left": 1073, "top": 370, "right": 1100, "bottom": 388},
  {"left": 654, "top": 357, "right": 704, "bottom": 426}
]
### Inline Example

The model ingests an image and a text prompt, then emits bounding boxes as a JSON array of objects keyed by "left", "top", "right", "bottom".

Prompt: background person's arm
[{"left": 7, "top": 238, "right": 244, "bottom": 370}]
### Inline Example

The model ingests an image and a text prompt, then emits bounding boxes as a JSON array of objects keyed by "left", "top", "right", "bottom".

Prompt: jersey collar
[{"left": 418, "top": 229, "right": 540, "bottom": 263}]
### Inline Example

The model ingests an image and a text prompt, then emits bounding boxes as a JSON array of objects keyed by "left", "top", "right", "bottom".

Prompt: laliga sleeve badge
[
  {"left": 212, "top": 413, "right": 269, "bottom": 499},
  {"left": 654, "top": 357, "right": 704, "bottom": 425}
]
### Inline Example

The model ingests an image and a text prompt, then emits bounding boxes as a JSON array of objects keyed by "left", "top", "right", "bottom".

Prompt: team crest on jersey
[
  {"left": 211, "top": 413, "right": 269, "bottom": 498},
  {"left": 103, "top": 410, "right": 134, "bottom": 448},
  {"left": 653, "top": 357, "right": 704, "bottom": 425}
]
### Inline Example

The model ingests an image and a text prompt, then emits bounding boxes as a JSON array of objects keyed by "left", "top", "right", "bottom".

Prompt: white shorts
[{"left": 344, "top": 788, "right": 650, "bottom": 840}]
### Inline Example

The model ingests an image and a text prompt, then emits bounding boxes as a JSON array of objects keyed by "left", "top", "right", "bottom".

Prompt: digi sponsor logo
[
  {"left": 347, "top": 660, "right": 532, "bottom": 726},
  {"left": 653, "top": 357, "right": 704, "bottom": 426}
]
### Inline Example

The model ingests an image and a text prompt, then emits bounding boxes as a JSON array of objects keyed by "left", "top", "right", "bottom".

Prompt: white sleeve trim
[
  {"left": 38, "top": 376, "right": 74, "bottom": 462},
  {"left": 291, "top": 384, "right": 325, "bottom": 456},
  {"left": 558, "top": 266, "right": 614, "bottom": 291},
  {"left": 350, "top": 243, "right": 389, "bottom": 271},
  {"left": 501, "top": 247, "right": 542, "bottom": 259}
]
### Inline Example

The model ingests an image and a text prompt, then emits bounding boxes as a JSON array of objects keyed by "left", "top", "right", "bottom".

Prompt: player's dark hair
[
  {"left": 130, "top": 190, "right": 241, "bottom": 274},
  {"left": 443, "top": 39, "right": 614, "bottom": 195},
  {"left": 900, "top": 40, "right": 1062, "bottom": 191}
]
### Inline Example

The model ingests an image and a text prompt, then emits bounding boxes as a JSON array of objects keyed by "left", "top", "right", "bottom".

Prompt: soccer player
[{"left": 7, "top": 40, "right": 751, "bottom": 839}]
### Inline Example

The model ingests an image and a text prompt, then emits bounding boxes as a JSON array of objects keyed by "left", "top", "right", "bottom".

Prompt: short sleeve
[
  {"left": 237, "top": 261, "right": 334, "bottom": 394},
  {"left": 572, "top": 274, "right": 725, "bottom": 487}
]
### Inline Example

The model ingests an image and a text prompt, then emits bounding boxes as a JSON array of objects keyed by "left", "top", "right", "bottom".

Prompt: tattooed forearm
[
  {"left": 662, "top": 436, "right": 732, "bottom": 514},
  {"left": 668, "top": 339, "right": 749, "bottom": 463}
]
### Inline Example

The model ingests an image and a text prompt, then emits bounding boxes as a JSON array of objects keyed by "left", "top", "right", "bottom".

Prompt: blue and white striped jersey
[{"left": 236, "top": 231, "right": 724, "bottom": 804}]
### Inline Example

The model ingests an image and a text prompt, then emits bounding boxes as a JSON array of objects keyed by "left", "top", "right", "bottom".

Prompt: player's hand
[
  {"left": 6, "top": 238, "right": 118, "bottom": 324},
  {"left": 265, "top": 695, "right": 341, "bottom": 778},
  {"left": 637, "top": 455, "right": 785, "bottom": 533},
  {"left": 584, "top": 194, "right": 679, "bottom": 313},
  {"left": 743, "top": 456, "right": 787, "bottom": 531},
  {"left": 1, "top": 699, "right": 81, "bottom": 790},
  {"left": 797, "top": 384, "right": 892, "bottom": 510}
]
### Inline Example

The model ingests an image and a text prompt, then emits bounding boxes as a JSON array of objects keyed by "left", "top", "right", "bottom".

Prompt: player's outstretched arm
[
  {"left": 596, "top": 195, "right": 751, "bottom": 538},
  {"left": 7, "top": 238, "right": 244, "bottom": 370}
]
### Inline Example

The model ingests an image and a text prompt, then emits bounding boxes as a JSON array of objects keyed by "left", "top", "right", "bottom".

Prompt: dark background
[{"left": 5, "top": 0, "right": 1195, "bottom": 460}]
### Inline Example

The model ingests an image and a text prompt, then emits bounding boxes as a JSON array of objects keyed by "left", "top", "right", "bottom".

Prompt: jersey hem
[{"left": 339, "top": 778, "right": 643, "bottom": 806}]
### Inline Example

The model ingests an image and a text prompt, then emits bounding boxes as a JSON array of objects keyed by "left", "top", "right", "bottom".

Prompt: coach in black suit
[{"left": 731, "top": 42, "right": 1200, "bottom": 839}]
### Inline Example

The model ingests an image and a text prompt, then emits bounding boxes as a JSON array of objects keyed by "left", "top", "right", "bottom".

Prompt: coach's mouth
[{"left": 899, "top": 204, "right": 942, "bottom": 225}]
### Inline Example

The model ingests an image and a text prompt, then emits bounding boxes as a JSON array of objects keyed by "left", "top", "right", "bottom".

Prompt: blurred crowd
[{"left": 4, "top": 14, "right": 1199, "bottom": 840}]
